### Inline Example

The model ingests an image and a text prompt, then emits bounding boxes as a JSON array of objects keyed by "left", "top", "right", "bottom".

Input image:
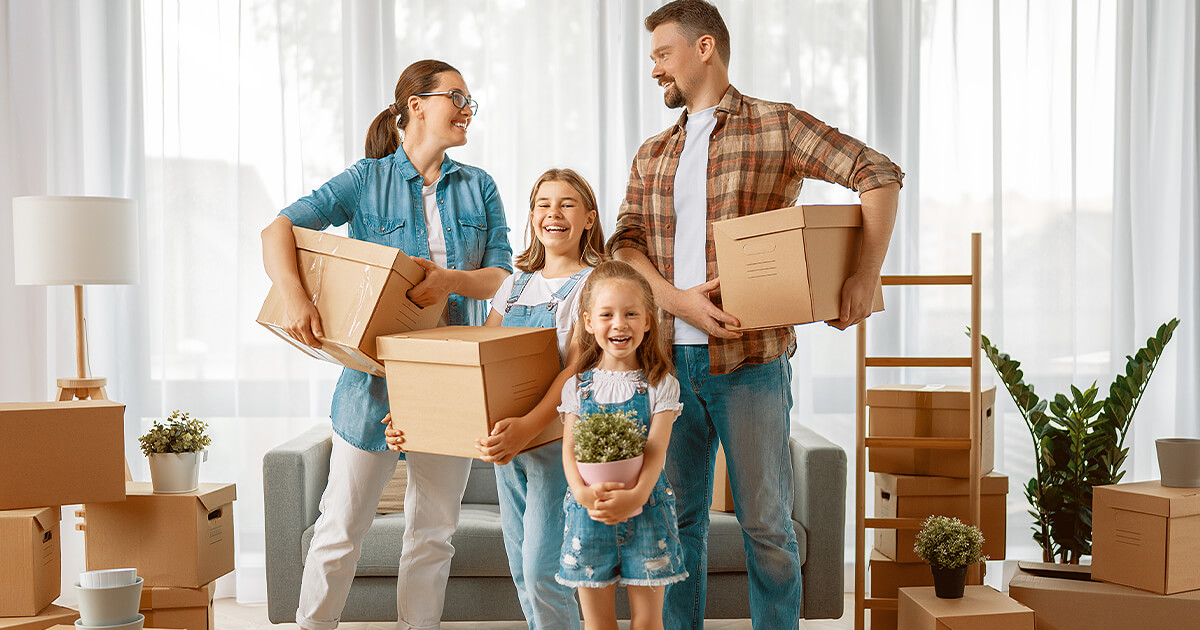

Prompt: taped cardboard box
[
  {"left": 713, "top": 204, "right": 883, "bottom": 331},
  {"left": 83, "top": 482, "right": 235, "bottom": 587},
  {"left": 0, "top": 508, "right": 60, "bottom": 616},
  {"left": 868, "top": 549, "right": 984, "bottom": 630},
  {"left": 874, "top": 472, "right": 1007, "bottom": 563},
  {"left": 378, "top": 327, "right": 561, "bottom": 459},
  {"left": 257, "top": 226, "right": 446, "bottom": 377},
  {"left": 140, "top": 582, "right": 216, "bottom": 630},
  {"left": 0, "top": 605, "right": 78, "bottom": 630},
  {"left": 1091, "top": 480, "right": 1200, "bottom": 594},
  {"left": 868, "top": 385, "right": 996, "bottom": 478},
  {"left": 0, "top": 401, "right": 126, "bottom": 510},
  {"left": 711, "top": 445, "right": 735, "bottom": 513},
  {"left": 1008, "top": 562, "right": 1200, "bottom": 629},
  {"left": 899, "top": 585, "right": 1033, "bottom": 629}
]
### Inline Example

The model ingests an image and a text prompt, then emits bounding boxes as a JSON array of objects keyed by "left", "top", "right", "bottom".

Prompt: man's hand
[
  {"left": 587, "top": 486, "right": 644, "bottom": 525},
  {"left": 282, "top": 289, "right": 324, "bottom": 347},
  {"left": 826, "top": 270, "right": 880, "bottom": 330},
  {"left": 667, "top": 278, "right": 742, "bottom": 339},
  {"left": 475, "top": 416, "right": 537, "bottom": 465},
  {"left": 408, "top": 257, "right": 456, "bottom": 308}
]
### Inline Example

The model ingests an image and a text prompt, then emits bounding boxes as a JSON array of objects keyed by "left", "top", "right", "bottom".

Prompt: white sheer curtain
[{"left": 2, "top": 0, "right": 1195, "bottom": 605}]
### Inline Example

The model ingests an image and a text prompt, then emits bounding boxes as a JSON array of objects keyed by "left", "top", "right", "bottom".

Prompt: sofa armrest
[
  {"left": 790, "top": 424, "right": 847, "bottom": 619},
  {"left": 264, "top": 424, "right": 333, "bottom": 623}
]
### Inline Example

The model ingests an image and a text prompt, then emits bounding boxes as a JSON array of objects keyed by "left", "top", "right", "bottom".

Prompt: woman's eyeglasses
[{"left": 416, "top": 91, "right": 479, "bottom": 115}]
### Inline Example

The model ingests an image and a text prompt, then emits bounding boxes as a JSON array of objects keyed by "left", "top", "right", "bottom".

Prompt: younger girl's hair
[
  {"left": 575, "top": 260, "right": 673, "bottom": 386},
  {"left": 365, "top": 59, "right": 460, "bottom": 159},
  {"left": 514, "top": 168, "right": 607, "bottom": 273}
]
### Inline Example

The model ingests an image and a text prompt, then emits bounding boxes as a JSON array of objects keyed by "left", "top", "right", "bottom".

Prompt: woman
[{"left": 261, "top": 59, "right": 511, "bottom": 630}]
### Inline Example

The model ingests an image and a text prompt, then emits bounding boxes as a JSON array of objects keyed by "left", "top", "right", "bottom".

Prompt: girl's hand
[
  {"left": 588, "top": 487, "right": 644, "bottom": 525},
  {"left": 408, "top": 257, "right": 457, "bottom": 308},
  {"left": 572, "top": 481, "right": 622, "bottom": 511},
  {"left": 475, "top": 416, "right": 536, "bottom": 465},
  {"left": 381, "top": 413, "right": 406, "bottom": 452}
]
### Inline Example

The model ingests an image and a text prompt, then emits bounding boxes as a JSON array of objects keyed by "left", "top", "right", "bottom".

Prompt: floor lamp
[{"left": 12, "top": 195, "right": 140, "bottom": 401}]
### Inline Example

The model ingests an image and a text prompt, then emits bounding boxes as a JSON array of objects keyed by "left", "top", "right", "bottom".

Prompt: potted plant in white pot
[
  {"left": 913, "top": 515, "right": 988, "bottom": 599},
  {"left": 573, "top": 408, "right": 648, "bottom": 518},
  {"left": 138, "top": 410, "right": 211, "bottom": 493}
]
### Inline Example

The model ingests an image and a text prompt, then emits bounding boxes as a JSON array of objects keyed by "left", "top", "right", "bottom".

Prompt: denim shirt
[{"left": 280, "top": 148, "right": 513, "bottom": 452}]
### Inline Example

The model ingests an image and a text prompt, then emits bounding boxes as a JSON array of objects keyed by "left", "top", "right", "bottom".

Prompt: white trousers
[{"left": 296, "top": 433, "right": 473, "bottom": 630}]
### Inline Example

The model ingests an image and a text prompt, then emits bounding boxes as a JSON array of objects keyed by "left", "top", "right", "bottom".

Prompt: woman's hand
[
  {"left": 586, "top": 484, "right": 644, "bottom": 524},
  {"left": 475, "top": 416, "right": 537, "bottom": 465},
  {"left": 381, "top": 413, "right": 406, "bottom": 452},
  {"left": 408, "top": 257, "right": 458, "bottom": 308},
  {"left": 281, "top": 289, "right": 324, "bottom": 347}
]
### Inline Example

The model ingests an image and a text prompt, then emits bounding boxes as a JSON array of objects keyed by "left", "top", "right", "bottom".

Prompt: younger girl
[
  {"left": 388, "top": 168, "right": 604, "bottom": 629},
  {"left": 556, "top": 260, "right": 687, "bottom": 630}
]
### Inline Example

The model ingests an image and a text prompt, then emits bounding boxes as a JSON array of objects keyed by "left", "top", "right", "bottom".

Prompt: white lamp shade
[{"left": 12, "top": 195, "right": 140, "bottom": 285}]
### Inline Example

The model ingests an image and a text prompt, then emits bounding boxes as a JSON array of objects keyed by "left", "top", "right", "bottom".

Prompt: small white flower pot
[
  {"left": 74, "top": 577, "right": 143, "bottom": 627},
  {"left": 147, "top": 451, "right": 207, "bottom": 493},
  {"left": 1157, "top": 438, "right": 1200, "bottom": 488}
]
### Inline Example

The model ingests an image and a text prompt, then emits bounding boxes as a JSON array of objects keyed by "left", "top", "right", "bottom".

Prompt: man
[{"left": 606, "top": 1, "right": 903, "bottom": 628}]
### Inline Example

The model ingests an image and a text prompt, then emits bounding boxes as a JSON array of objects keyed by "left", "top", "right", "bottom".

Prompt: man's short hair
[{"left": 645, "top": 0, "right": 731, "bottom": 67}]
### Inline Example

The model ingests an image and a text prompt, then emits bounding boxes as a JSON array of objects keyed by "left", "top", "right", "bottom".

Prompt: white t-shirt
[
  {"left": 422, "top": 180, "right": 447, "bottom": 268},
  {"left": 672, "top": 105, "right": 719, "bottom": 345},
  {"left": 557, "top": 369, "right": 683, "bottom": 421},
  {"left": 489, "top": 270, "right": 585, "bottom": 363}
]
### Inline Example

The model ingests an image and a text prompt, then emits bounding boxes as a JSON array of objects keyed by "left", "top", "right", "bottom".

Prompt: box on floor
[
  {"left": 0, "top": 401, "right": 126, "bottom": 510},
  {"left": 898, "top": 585, "right": 1034, "bottom": 629},
  {"left": 0, "top": 605, "right": 77, "bottom": 630},
  {"left": 378, "top": 326, "right": 561, "bottom": 459},
  {"left": 1091, "top": 480, "right": 1200, "bottom": 594},
  {"left": 257, "top": 226, "right": 446, "bottom": 376},
  {"left": 713, "top": 204, "right": 883, "bottom": 331},
  {"left": 83, "top": 482, "right": 235, "bottom": 587},
  {"left": 874, "top": 472, "right": 1007, "bottom": 563},
  {"left": 0, "top": 507, "right": 59, "bottom": 616},
  {"left": 868, "top": 385, "right": 996, "bottom": 479},
  {"left": 141, "top": 582, "right": 216, "bottom": 630},
  {"left": 867, "top": 549, "right": 984, "bottom": 630},
  {"left": 1009, "top": 562, "right": 1200, "bottom": 629}
]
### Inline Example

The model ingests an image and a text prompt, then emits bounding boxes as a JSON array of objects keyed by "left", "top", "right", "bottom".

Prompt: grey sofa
[{"left": 264, "top": 424, "right": 846, "bottom": 622}]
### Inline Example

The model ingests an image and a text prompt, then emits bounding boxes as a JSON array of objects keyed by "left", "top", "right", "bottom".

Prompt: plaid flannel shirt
[{"left": 608, "top": 85, "right": 904, "bottom": 375}]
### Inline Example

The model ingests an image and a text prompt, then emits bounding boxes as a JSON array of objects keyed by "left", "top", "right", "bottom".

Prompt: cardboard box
[
  {"left": 83, "top": 482, "right": 235, "bottom": 587},
  {"left": 711, "top": 445, "right": 736, "bottom": 513},
  {"left": 0, "top": 508, "right": 60, "bottom": 616},
  {"left": 713, "top": 204, "right": 884, "bottom": 331},
  {"left": 378, "top": 327, "right": 562, "bottom": 459},
  {"left": 0, "top": 605, "right": 78, "bottom": 630},
  {"left": 1008, "top": 562, "right": 1200, "bottom": 629},
  {"left": 0, "top": 401, "right": 126, "bottom": 510},
  {"left": 257, "top": 226, "right": 446, "bottom": 377},
  {"left": 874, "top": 472, "right": 1007, "bottom": 563},
  {"left": 868, "top": 385, "right": 996, "bottom": 478},
  {"left": 868, "top": 549, "right": 985, "bottom": 630},
  {"left": 140, "top": 582, "right": 216, "bottom": 630},
  {"left": 898, "top": 585, "right": 1034, "bottom": 629},
  {"left": 1091, "top": 481, "right": 1200, "bottom": 594}
]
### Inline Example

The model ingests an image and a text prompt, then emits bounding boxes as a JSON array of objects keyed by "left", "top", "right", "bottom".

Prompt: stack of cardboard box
[
  {"left": 865, "top": 384, "right": 1009, "bottom": 630},
  {"left": 0, "top": 401, "right": 127, "bottom": 630}
]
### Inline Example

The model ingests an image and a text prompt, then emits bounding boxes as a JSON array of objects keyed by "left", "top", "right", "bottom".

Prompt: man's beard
[{"left": 663, "top": 82, "right": 686, "bottom": 109}]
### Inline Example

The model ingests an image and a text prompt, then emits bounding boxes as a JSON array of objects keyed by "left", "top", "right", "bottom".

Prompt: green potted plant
[
  {"left": 573, "top": 408, "right": 648, "bottom": 518},
  {"left": 913, "top": 515, "right": 988, "bottom": 599},
  {"left": 981, "top": 318, "right": 1178, "bottom": 563},
  {"left": 138, "top": 410, "right": 211, "bottom": 493}
]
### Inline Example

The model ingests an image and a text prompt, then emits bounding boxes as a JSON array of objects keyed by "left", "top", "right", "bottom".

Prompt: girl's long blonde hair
[
  {"left": 514, "top": 168, "right": 606, "bottom": 273},
  {"left": 575, "top": 260, "right": 673, "bottom": 386}
]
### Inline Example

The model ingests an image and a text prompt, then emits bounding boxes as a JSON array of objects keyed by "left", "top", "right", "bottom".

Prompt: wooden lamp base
[{"left": 57, "top": 376, "right": 108, "bottom": 401}]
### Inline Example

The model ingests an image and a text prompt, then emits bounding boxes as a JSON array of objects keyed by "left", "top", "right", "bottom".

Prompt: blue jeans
[
  {"left": 495, "top": 441, "right": 580, "bottom": 629},
  {"left": 663, "top": 346, "right": 802, "bottom": 629}
]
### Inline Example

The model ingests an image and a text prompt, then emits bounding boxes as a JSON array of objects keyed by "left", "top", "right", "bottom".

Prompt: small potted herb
[
  {"left": 913, "top": 515, "right": 988, "bottom": 598},
  {"left": 573, "top": 408, "right": 648, "bottom": 518},
  {"left": 138, "top": 410, "right": 211, "bottom": 493}
]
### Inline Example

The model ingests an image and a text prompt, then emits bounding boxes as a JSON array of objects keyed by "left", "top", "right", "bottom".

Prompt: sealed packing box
[
  {"left": 0, "top": 605, "right": 78, "bottom": 630},
  {"left": 868, "top": 385, "right": 996, "bottom": 478},
  {"left": 899, "top": 585, "right": 1034, "bottom": 629},
  {"left": 713, "top": 204, "right": 884, "bottom": 331},
  {"left": 711, "top": 445, "right": 735, "bottom": 513},
  {"left": 0, "top": 508, "right": 60, "bottom": 616},
  {"left": 257, "top": 226, "right": 446, "bottom": 377},
  {"left": 1091, "top": 480, "right": 1200, "bottom": 594},
  {"left": 83, "top": 482, "right": 235, "bottom": 587},
  {"left": 868, "top": 549, "right": 984, "bottom": 630},
  {"left": 378, "top": 326, "right": 562, "bottom": 459},
  {"left": 874, "top": 472, "right": 1007, "bottom": 563},
  {"left": 140, "top": 582, "right": 216, "bottom": 630},
  {"left": 0, "top": 401, "right": 126, "bottom": 510},
  {"left": 1008, "top": 562, "right": 1200, "bottom": 629}
]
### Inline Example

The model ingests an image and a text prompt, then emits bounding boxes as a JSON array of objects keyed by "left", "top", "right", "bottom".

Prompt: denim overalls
[
  {"left": 495, "top": 268, "right": 590, "bottom": 629},
  {"left": 555, "top": 369, "right": 688, "bottom": 588}
]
